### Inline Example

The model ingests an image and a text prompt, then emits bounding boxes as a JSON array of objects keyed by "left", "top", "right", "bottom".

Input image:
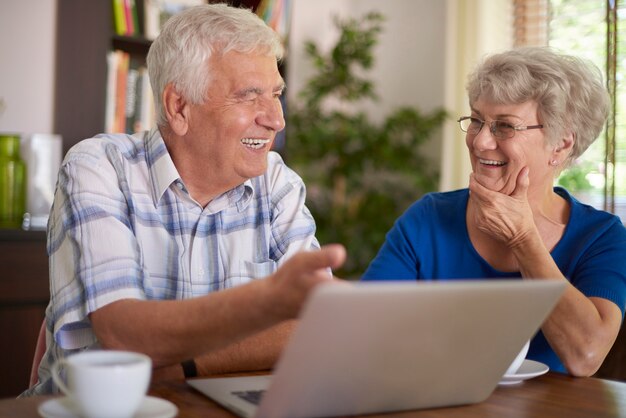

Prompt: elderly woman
[{"left": 362, "top": 47, "right": 626, "bottom": 376}]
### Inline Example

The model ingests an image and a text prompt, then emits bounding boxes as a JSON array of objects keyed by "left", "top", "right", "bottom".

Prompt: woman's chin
[{"left": 473, "top": 173, "right": 514, "bottom": 195}]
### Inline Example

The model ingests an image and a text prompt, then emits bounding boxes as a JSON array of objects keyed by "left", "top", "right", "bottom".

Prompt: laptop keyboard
[{"left": 232, "top": 390, "right": 266, "bottom": 405}]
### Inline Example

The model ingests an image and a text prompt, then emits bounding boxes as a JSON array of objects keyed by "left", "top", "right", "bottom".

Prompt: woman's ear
[
  {"left": 162, "top": 83, "right": 190, "bottom": 136},
  {"left": 552, "top": 131, "right": 575, "bottom": 162}
]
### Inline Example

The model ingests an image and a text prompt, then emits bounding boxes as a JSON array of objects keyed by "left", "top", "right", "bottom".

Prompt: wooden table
[{"left": 3, "top": 372, "right": 626, "bottom": 417}]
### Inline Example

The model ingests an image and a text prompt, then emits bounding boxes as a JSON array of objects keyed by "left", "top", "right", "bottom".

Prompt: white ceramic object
[
  {"left": 21, "top": 133, "right": 62, "bottom": 229},
  {"left": 499, "top": 359, "right": 549, "bottom": 385},
  {"left": 504, "top": 340, "right": 530, "bottom": 376},
  {"left": 51, "top": 350, "right": 152, "bottom": 418}
]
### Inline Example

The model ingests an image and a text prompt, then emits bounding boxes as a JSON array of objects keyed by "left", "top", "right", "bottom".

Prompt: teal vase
[{"left": 0, "top": 134, "right": 26, "bottom": 229}]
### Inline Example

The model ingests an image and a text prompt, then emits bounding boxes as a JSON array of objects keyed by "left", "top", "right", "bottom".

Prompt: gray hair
[
  {"left": 466, "top": 47, "right": 609, "bottom": 167},
  {"left": 146, "top": 3, "right": 284, "bottom": 126}
]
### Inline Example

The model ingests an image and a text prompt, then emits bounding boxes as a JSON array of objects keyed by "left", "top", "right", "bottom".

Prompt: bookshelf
[{"left": 54, "top": 1, "right": 147, "bottom": 154}]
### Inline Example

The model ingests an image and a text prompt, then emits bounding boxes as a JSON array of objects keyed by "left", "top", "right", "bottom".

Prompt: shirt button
[{"left": 198, "top": 268, "right": 205, "bottom": 277}]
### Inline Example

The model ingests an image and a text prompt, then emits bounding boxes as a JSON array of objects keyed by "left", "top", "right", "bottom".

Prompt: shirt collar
[
  {"left": 205, "top": 180, "right": 254, "bottom": 213},
  {"left": 144, "top": 129, "right": 254, "bottom": 211},
  {"left": 145, "top": 129, "right": 180, "bottom": 205}
]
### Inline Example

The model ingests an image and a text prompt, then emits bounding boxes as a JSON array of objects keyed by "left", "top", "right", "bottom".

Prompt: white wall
[
  {"left": 0, "top": 0, "right": 57, "bottom": 136},
  {"left": 288, "top": 0, "right": 446, "bottom": 164}
]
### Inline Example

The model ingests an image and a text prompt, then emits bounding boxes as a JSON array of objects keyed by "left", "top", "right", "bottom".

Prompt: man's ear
[{"left": 162, "top": 83, "right": 190, "bottom": 136}]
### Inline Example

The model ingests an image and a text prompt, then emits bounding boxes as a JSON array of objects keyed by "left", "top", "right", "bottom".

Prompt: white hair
[{"left": 146, "top": 3, "right": 284, "bottom": 126}]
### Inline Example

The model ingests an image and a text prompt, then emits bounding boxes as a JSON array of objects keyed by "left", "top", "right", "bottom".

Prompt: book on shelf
[
  {"left": 112, "top": 0, "right": 142, "bottom": 36},
  {"left": 125, "top": 56, "right": 141, "bottom": 133},
  {"left": 104, "top": 51, "right": 118, "bottom": 133},
  {"left": 112, "top": 0, "right": 128, "bottom": 35},
  {"left": 138, "top": 67, "right": 156, "bottom": 132},
  {"left": 114, "top": 51, "right": 128, "bottom": 133},
  {"left": 105, "top": 50, "right": 156, "bottom": 134}
]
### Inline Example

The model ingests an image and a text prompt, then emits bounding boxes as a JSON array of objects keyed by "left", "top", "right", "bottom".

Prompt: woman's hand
[{"left": 468, "top": 167, "right": 537, "bottom": 249}]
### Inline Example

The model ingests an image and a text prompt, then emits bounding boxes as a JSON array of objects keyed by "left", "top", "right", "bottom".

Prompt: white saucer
[
  {"left": 38, "top": 395, "right": 178, "bottom": 418},
  {"left": 499, "top": 359, "right": 549, "bottom": 385}
]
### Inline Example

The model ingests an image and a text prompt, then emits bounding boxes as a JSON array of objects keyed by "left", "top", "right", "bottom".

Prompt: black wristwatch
[{"left": 181, "top": 359, "right": 197, "bottom": 378}]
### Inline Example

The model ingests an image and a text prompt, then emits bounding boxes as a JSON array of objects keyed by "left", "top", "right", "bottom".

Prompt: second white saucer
[{"left": 499, "top": 359, "right": 549, "bottom": 385}]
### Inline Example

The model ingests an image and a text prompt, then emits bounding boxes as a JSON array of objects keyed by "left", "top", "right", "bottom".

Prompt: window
[
  {"left": 551, "top": 0, "right": 625, "bottom": 222},
  {"left": 514, "top": 0, "right": 549, "bottom": 47},
  {"left": 515, "top": 0, "right": 626, "bottom": 221}
]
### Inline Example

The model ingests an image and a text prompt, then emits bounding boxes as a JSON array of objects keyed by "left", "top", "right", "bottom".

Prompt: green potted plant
[{"left": 285, "top": 11, "right": 447, "bottom": 277}]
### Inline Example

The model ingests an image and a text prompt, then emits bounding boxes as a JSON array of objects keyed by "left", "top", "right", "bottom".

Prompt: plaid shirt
[{"left": 24, "top": 129, "right": 318, "bottom": 395}]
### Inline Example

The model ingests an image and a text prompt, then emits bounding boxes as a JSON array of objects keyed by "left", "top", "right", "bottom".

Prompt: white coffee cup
[
  {"left": 505, "top": 340, "right": 530, "bottom": 376},
  {"left": 51, "top": 350, "right": 152, "bottom": 418}
]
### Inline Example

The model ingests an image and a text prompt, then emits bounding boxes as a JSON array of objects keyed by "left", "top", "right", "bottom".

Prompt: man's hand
[{"left": 264, "top": 244, "right": 346, "bottom": 320}]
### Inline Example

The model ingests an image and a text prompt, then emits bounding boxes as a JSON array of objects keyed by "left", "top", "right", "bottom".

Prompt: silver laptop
[{"left": 188, "top": 280, "right": 565, "bottom": 418}]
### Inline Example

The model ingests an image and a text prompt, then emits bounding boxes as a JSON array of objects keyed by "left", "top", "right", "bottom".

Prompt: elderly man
[{"left": 24, "top": 3, "right": 345, "bottom": 396}]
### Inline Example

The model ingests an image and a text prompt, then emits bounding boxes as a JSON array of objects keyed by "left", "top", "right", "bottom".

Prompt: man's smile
[{"left": 241, "top": 138, "right": 270, "bottom": 149}]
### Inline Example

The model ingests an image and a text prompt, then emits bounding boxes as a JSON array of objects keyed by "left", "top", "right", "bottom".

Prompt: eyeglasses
[{"left": 457, "top": 116, "right": 543, "bottom": 140}]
